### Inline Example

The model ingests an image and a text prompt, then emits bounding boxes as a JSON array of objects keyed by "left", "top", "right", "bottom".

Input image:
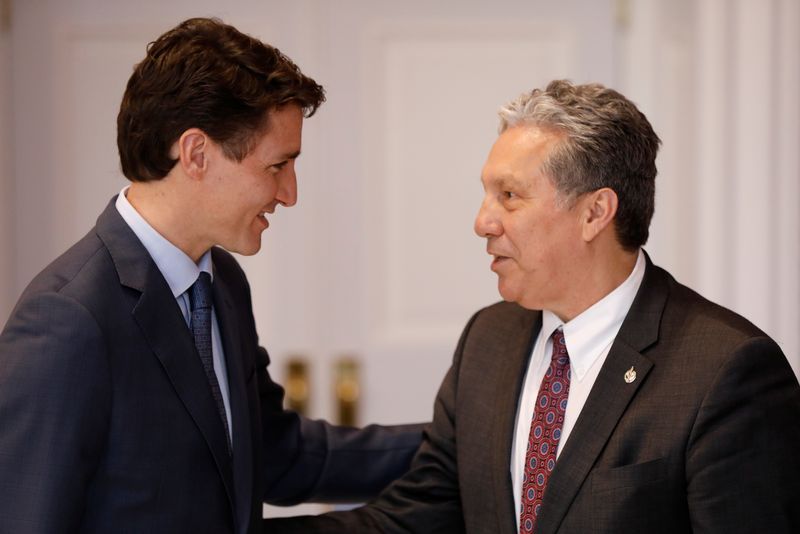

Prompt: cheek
[
  {"left": 509, "top": 228, "right": 541, "bottom": 269},
  {"left": 251, "top": 175, "right": 279, "bottom": 201},
  {"left": 512, "top": 226, "right": 564, "bottom": 274},
  {"left": 236, "top": 181, "right": 270, "bottom": 209}
]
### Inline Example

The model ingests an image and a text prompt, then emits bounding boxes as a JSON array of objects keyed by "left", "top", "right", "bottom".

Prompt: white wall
[{"left": 618, "top": 0, "right": 800, "bottom": 375}]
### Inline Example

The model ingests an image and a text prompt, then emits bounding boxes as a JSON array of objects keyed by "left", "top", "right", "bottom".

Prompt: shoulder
[
  {"left": 452, "top": 301, "right": 539, "bottom": 369},
  {"left": 642, "top": 264, "right": 789, "bottom": 389},
  {"left": 467, "top": 300, "right": 539, "bottom": 337},
  {"left": 13, "top": 230, "right": 115, "bottom": 311},
  {"left": 2, "top": 226, "right": 116, "bottom": 346},
  {"left": 658, "top": 267, "right": 771, "bottom": 350}
]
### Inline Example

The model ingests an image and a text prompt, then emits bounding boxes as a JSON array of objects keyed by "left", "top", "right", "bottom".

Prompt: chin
[
  {"left": 240, "top": 243, "right": 262, "bottom": 256},
  {"left": 225, "top": 238, "right": 262, "bottom": 257},
  {"left": 498, "top": 283, "right": 541, "bottom": 310},
  {"left": 497, "top": 282, "right": 519, "bottom": 305}
]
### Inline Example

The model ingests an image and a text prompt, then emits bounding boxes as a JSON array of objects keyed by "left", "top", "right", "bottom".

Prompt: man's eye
[
  {"left": 503, "top": 191, "right": 516, "bottom": 199},
  {"left": 270, "top": 162, "right": 287, "bottom": 172}
]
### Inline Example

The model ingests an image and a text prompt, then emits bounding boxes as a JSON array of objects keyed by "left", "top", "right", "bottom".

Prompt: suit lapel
[
  {"left": 534, "top": 256, "right": 669, "bottom": 534},
  {"left": 94, "top": 201, "right": 236, "bottom": 516},
  {"left": 211, "top": 263, "right": 254, "bottom": 534},
  {"left": 534, "top": 346, "right": 653, "bottom": 534},
  {"left": 491, "top": 306, "right": 543, "bottom": 534}
]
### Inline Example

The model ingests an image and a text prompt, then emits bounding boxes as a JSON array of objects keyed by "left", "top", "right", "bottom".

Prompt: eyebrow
[
  {"left": 487, "top": 173, "right": 529, "bottom": 191},
  {"left": 267, "top": 150, "right": 301, "bottom": 167}
]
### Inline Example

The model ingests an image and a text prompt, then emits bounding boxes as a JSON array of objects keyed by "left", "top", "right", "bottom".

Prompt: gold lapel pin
[{"left": 624, "top": 366, "right": 637, "bottom": 384}]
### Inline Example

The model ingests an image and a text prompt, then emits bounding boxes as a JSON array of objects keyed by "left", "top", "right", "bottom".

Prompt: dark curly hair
[{"left": 117, "top": 17, "right": 325, "bottom": 182}]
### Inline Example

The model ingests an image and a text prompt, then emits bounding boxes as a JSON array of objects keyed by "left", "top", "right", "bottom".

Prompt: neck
[
  {"left": 126, "top": 178, "right": 209, "bottom": 262},
  {"left": 552, "top": 246, "right": 639, "bottom": 322}
]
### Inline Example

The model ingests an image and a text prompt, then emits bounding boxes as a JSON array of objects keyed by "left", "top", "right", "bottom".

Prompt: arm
[
  {"left": 687, "top": 336, "right": 800, "bottom": 533},
  {"left": 264, "top": 312, "right": 481, "bottom": 533},
  {"left": 257, "top": 346, "right": 426, "bottom": 506},
  {"left": 212, "top": 248, "right": 425, "bottom": 505},
  {"left": 0, "top": 292, "right": 110, "bottom": 533}
]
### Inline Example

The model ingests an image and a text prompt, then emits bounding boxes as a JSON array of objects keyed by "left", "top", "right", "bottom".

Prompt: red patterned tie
[{"left": 519, "top": 328, "right": 571, "bottom": 533}]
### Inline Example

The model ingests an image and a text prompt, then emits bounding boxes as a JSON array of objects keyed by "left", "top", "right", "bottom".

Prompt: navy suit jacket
[{"left": 0, "top": 199, "right": 422, "bottom": 533}]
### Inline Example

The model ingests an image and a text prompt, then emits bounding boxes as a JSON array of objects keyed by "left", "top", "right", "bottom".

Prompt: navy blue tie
[{"left": 189, "top": 272, "right": 231, "bottom": 453}]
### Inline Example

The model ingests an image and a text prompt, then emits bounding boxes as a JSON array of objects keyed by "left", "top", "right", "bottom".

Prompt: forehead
[
  {"left": 249, "top": 104, "right": 304, "bottom": 158},
  {"left": 481, "top": 125, "right": 561, "bottom": 185},
  {"left": 264, "top": 103, "right": 304, "bottom": 132}
]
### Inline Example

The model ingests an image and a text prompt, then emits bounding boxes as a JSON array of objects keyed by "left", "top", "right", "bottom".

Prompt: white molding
[
  {"left": 611, "top": 0, "right": 798, "bottom": 375},
  {"left": 730, "top": 0, "right": 775, "bottom": 328},
  {"left": 696, "top": 0, "right": 732, "bottom": 303},
  {"left": 50, "top": 24, "right": 162, "bottom": 251},
  {"left": 775, "top": 0, "right": 800, "bottom": 373}
]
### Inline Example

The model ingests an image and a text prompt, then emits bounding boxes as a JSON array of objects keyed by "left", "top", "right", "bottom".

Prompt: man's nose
[
  {"left": 277, "top": 166, "right": 297, "bottom": 207},
  {"left": 474, "top": 198, "right": 500, "bottom": 237}
]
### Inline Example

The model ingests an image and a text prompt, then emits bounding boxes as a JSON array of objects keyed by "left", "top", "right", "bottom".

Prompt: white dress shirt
[
  {"left": 511, "top": 250, "right": 645, "bottom": 525},
  {"left": 115, "top": 187, "right": 233, "bottom": 441}
]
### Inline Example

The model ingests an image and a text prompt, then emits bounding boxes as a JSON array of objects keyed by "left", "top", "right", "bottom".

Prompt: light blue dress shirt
[{"left": 115, "top": 188, "right": 233, "bottom": 441}]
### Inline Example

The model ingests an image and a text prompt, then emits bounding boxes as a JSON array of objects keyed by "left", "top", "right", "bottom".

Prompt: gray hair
[{"left": 498, "top": 80, "right": 661, "bottom": 250}]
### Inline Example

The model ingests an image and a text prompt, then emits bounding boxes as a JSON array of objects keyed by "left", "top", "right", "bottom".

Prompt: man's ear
[
  {"left": 580, "top": 187, "right": 618, "bottom": 243},
  {"left": 173, "top": 128, "right": 209, "bottom": 180}
]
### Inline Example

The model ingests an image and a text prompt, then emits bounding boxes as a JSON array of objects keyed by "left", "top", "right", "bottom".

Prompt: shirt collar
[
  {"left": 115, "top": 186, "right": 212, "bottom": 298},
  {"left": 541, "top": 250, "right": 646, "bottom": 380}
]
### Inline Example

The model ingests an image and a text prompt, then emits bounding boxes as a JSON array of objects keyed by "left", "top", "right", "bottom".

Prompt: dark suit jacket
[
  {"left": 0, "top": 200, "right": 423, "bottom": 534},
  {"left": 267, "top": 256, "right": 800, "bottom": 533}
]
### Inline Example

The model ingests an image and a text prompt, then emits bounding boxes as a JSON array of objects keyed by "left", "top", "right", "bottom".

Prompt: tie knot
[
  {"left": 189, "top": 271, "right": 213, "bottom": 312},
  {"left": 550, "top": 328, "right": 569, "bottom": 365}
]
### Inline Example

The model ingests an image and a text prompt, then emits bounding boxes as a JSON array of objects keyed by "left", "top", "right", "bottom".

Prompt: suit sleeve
[
  {"left": 686, "top": 336, "right": 800, "bottom": 533},
  {"left": 257, "top": 344, "right": 425, "bottom": 505},
  {"left": 0, "top": 292, "right": 110, "bottom": 533},
  {"left": 264, "top": 312, "right": 480, "bottom": 533}
]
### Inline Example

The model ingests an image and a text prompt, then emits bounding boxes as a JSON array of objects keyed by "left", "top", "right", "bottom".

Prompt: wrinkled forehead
[{"left": 481, "top": 125, "right": 562, "bottom": 184}]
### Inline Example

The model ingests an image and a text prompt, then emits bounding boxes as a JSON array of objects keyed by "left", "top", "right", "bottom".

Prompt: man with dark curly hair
[{"left": 0, "top": 18, "right": 422, "bottom": 534}]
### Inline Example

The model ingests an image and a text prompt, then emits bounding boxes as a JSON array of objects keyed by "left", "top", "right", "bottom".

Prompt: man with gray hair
[{"left": 266, "top": 79, "right": 800, "bottom": 533}]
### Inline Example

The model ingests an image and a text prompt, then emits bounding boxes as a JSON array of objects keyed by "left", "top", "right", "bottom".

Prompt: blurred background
[{"left": 0, "top": 0, "right": 798, "bottom": 514}]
